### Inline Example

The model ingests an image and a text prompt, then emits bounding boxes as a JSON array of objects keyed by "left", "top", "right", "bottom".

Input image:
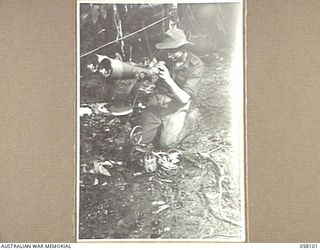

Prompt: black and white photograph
[{"left": 77, "top": 0, "right": 244, "bottom": 241}]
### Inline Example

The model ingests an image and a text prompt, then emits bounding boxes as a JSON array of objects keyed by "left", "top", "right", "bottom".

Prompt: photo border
[{"left": 76, "top": 0, "right": 245, "bottom": 242}]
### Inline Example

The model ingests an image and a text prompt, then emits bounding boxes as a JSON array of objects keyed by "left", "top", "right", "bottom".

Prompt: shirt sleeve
[{"left": 182, "top": 60, "right": 204, "bottom": 99}]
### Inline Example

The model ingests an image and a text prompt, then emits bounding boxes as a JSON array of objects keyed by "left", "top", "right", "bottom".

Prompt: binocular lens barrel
[{"left": 99, "top": 57, "right": 154, "bottom": 80}]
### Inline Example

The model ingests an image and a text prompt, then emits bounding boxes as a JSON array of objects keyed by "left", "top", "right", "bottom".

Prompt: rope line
[{"left": 80, "top": 15, "right": 171, "bottom": 58}]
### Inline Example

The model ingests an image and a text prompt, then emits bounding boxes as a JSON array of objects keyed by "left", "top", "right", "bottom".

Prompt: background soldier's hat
[{"left": 155, "top": 28, "right": 193, "bottom": 50}]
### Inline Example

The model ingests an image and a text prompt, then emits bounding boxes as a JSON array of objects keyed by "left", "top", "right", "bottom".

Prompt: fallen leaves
[
  {"left": 153, "top": 204, "right": 170, "bottom": 214},
  {"left": 90, "top": 160, "right": 112, "bottom": 177}
]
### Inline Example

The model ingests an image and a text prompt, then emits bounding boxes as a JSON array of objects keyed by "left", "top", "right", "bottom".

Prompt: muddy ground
[{"left": 78, "top": 49, "right": 243, "bottom": 240}]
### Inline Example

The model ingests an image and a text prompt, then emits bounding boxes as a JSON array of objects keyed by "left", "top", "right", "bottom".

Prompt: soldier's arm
[{"left": 157, "top": 64, "right": 191, "bottom": 104}]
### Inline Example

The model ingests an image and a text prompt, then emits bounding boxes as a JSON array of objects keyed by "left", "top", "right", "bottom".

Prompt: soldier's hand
[{"left": 156, "top": 63, "right": 172, "bottom": 83}]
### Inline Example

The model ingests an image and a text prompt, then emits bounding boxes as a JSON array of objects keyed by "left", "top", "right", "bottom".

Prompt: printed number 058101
[{"left": 300, "top": 244, "right": 318, "bottom": 249}]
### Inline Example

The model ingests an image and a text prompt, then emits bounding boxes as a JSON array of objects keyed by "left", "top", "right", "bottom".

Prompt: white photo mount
[{"left": 77, "top": 0, "right": 245, "bottom": 242}]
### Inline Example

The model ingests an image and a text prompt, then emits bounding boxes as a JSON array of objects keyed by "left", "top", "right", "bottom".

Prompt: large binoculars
[{"left": 98, "top": 56, "right": 156, "bottom": 80}]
